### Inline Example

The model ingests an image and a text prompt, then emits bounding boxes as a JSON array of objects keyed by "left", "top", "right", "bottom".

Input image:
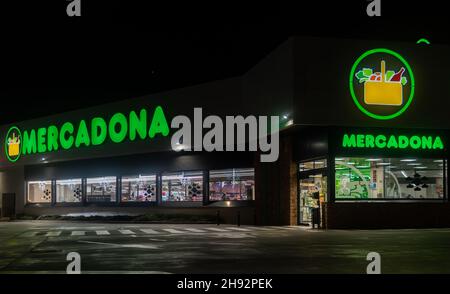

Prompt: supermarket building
[{"left": 1, "top": 37, "right": 450, "bottom": 229}]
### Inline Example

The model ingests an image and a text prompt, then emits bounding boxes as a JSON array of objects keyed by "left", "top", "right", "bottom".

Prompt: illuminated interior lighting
[{"left": 400, "top": 159, "right": 417, "bottom": 162}]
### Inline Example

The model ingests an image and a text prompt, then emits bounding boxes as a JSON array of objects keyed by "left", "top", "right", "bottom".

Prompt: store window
[
  {"left": 56, "top": 179, "right": 82, "bottom": 203},
  {"left": 335, "top": 157, "right": 445, "bottom": 200},
  {"left": 162, "top": 171, "right": 203, "bottom": 202},
  {"left": 299, "top": 159, "right": 327, "bottom": 172},
  {"left": 209, "top": 168, "right": 255, "bottom": 201},
  {"left": 121, "top": 175, "right": 157, "bottom": 202},
  {"left": 86, "top": 177, "right": 117, "bottom": 202},
  {"left": 27, "top": 180, "right": 52, "bottom": 203}
]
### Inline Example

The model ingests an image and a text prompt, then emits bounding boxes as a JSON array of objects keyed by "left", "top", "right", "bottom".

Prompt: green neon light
[
  {"left": 416, "top": 38, "right": 430, "bottom": 45},
  {"left": 342, "top": 134, "right": 444, "bottom": 150},
  {"left": 91, "top": 117, "right": 107, "bottom": 146},
  {"left": 75, "top": 120, "right": 91, "bottom": 147},
  {"left": 22, "top": 130, "right": 36, "bottom": 154},
  {"left": 60, "top": 122, "right": 74, "bottom": 150},
  {"left": 47, "top": 126, "right": 59, "bottom": 152},
  {"left": 6, "top": 106, "right": 170, "bottom": 162},
  {"left": 149, "top": 106, "right": 170, "bottom": 138},
  {"left": 349, "top": 48, "right": 415, "bottom": 120},
  {"left": 129, "top": 109, "right": 147, "bottom": 141},
  {"left": 5, "top": 126, "right": 22, "bottom": 162},
  {"left": 109, "top": 113, "right": 128, "bottom": 143}
]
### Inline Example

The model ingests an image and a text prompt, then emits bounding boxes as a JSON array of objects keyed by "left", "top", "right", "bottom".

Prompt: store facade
[{"left": 1, "top": 37, "right": 450, "bottom": 228}]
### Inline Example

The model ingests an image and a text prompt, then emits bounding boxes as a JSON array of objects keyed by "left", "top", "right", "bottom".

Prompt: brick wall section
[
  {"left": 325, "top": 202, "right": 450, "bottom": 229},
  {"left": 255, "top": 134, "right": 297, "bottom": 225}
]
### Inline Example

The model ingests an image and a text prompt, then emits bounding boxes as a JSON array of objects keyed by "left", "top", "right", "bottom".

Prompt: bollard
[
  {"left": 237, "top": 211, "right": 241, "bottom": 227},
  {"left": 216, "top": 210, "right": 220, "bottom": 226}
]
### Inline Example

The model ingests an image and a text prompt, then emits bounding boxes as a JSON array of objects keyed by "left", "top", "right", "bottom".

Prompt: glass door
[{"left": 299, "top": 174, "right": 327, "bottom": 225}]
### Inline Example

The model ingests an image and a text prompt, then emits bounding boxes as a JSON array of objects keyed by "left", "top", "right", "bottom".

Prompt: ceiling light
[
  {"left": 401, "top": 159, "right": 417, "bottom": 162},
  {"left": 366, "top": 158, "right": 382, "bottom": 162}
]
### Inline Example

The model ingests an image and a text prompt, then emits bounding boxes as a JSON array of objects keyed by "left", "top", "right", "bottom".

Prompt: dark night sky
[{"left": 0, "top": 0, "right": 448, "bottom": 124}]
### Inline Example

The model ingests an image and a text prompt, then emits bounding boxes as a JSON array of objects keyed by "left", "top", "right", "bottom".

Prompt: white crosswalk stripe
[
  {"left": 45, "top": 231, "right": 62, "bottom": 237},
  {"left": 184, "top": 228, "right": 207, "bottom": 233},
  {"left": 23, "top": 226, "right": 295, "bottom": 238},
  {"left": 140, "top": 229, "right": 160, "bottom": 234},
  {"left": 162, "top": 229, "right": 185, "bottom": 234},
  {"left": 118, "top": 229, "right": 135, "bottom": 235},
  {"left": 249, "top": 227, "right": 274, "bottom": 231},
  {"left": 205, "top": 227, "right": 230, "bottom": 232},
  {"left": 224, "top": 227, "right": 251, "bottom": 232}
]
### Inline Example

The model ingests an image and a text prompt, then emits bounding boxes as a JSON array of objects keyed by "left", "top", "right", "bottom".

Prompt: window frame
[
  {"left": 85, "top": 176, "right": 119, "bottom": 204},
  {"left": 208, "top": 168, "right": 256, "bottom": 202},
  {"left": 333, "top": 156, "right": 447, "bottom": 201},
  {"left": 120, "top": 174, "right": 157, "bottom": 203},
  {"left": 25, "top": 167, "right": 256, "bottom": 207},
  {"left": 160, "top": 170, "right": 205, "bottom": 203},
  {"left": 55, "top": 178, "right": 83, "bottom": 204},
  {"left": 26, "top": 180, "right": 54, "bottom": 205}
]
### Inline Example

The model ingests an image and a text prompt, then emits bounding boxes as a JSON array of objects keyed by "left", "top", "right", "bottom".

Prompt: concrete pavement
[{"left": 1, "top": 221, "right": 450, "bottom": 273}]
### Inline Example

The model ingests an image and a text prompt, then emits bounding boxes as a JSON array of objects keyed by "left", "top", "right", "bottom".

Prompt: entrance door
[
  {"left": 1, "top": 193, "right": 16, "bottom": 218},
  {"left": 298, "top": 173, "right": 327, "bottom": 226}
]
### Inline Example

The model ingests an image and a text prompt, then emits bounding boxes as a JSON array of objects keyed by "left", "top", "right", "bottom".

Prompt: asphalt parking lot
[{"left": 1, "top": 221, "right": 450, "bottom": 274}]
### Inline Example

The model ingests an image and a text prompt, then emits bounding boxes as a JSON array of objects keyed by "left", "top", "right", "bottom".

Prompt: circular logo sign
[
  {"left": 5, "top": 126, "right": 22, "bottom": 162},
  {"left": 349, "top": 48, "right": 415, "bottom": 120}
]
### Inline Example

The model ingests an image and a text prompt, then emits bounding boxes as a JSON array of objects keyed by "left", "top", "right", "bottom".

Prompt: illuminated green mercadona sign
[
  {"left": 4, "top": 106, "right": 170, "bottom": 162},
  {"left": 342, "top": 133, "right": 444, "bottom": 150}
]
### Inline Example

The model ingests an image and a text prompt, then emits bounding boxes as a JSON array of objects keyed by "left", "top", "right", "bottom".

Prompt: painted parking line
[
  {"left": 140, "top": 229, "right": 160, "bottom": 234},
  {"left": 96, "top": 230, "right": 110, "bottom": 235},
  {"left": 118, "top": 229, "right": 136, "bottom": 235},
  {"left": 45, "top": 231, "right": 62, "bottom": 237},
  {"left": 184, "top": 228, "right": 207, "bottom": 233},
  {"left": 205, "top": 227, "right": 230, "bottom": 232},
  {"left": 71, "top": 231, "right": 86, "bottom": 236},
  {"left": 224, "top": 227, "right": 251, "bottom": 232},
  {"left": 162, "top": 229, "right": 185, "bottom": 234}
]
